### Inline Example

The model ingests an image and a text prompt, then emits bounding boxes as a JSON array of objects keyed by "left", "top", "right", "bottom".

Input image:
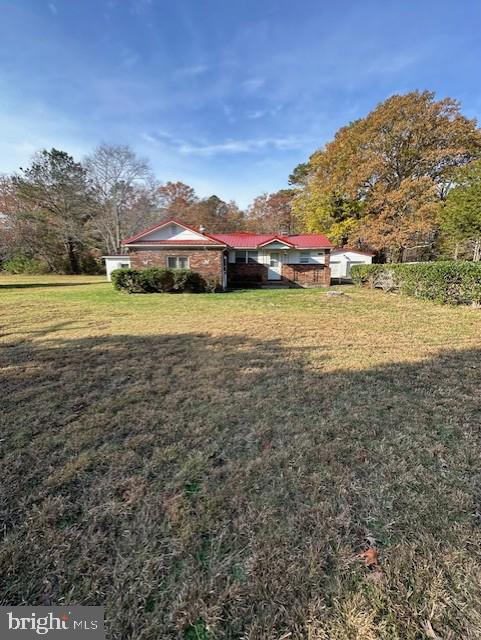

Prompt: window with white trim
[
  {"left": 299, "top": 251, "right": 311, "bottom": 264},
  {"left": 235, "top": 250, "right": 259, "bottom": 264},
  {"left": 119, "top": 263, "right": 130, "bottom": 269},
  {"left": 167, "top": 256, "right": 189, "bottom": 269}
]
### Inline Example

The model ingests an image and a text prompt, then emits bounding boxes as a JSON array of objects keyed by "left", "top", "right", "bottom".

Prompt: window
[
  {"left": 235, "top": 250, "right": 259, "bottom": 264},
  {"left": 119, "top": 263, "right": 130, "bottom": 269},
  {"left": 167, "top": 256, "right": 189, "bottom": 269},
  {"left": 299, "top": 251, "right": 311, "bottom": 264}
]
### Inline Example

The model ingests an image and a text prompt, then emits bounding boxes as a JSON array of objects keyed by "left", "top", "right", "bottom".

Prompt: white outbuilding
[
  {"left": 329, "top": 248, "right": 374, "bottom": 282},
  {"left": 103, "top": 256, "right": 131, "bottom": 281}
]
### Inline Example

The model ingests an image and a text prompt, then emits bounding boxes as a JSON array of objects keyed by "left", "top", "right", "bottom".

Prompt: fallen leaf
[{"left": 360, "top": 548, "right": 379, "bottom": 567}]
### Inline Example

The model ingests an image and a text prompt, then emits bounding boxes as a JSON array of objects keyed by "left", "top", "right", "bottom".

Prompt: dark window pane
[{"left": 235, "top": 252, "right": 247, "bottom": 264}]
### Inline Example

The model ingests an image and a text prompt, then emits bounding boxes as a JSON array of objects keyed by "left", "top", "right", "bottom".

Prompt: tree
[
  {"left": 190, "top": 195, "right": 231, "bottom": 231},
  {"left": 288, "top": 162, "right": 311, "bottom": 186},
  {"left": 155, "top": 182, "right": 245, "bottom": 232},
  {"left": 440, "top": 160, "right": 481, "bottom": 260},
  {"left": 84, "top": 144, "right": 153, "bottom": 253},
  {"left": 292, "top": 188, "right": 363, "bottom": 244},
  {"left": 12, "top": 149, "right": 92, "bottom": 273},
  {"left": 246, "top": 189, "right": 297, "bottom": 233},
  {"left": 155, "top": 181, "right": 198, "bottom": 215},
  {"left": 293, "top": 91, "right": 481, "bottom": 260},
  {"left": 183, "top": 193, "right": 246, "bottom": 232}
]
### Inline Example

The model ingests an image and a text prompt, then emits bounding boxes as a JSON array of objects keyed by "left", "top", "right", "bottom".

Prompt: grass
[{"left": 1, "top": 274, "right": 481, "bottom": 639}]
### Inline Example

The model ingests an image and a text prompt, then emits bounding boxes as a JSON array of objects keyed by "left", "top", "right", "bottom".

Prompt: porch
[{"left": 227, "top": 262, "right": 331, "bottom": 288}]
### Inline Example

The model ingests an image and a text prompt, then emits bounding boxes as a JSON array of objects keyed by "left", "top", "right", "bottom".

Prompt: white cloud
[
  {"left": 130, "top": 0, "right": 152, "bottom": 15},
  {"left": 140, "top": 128, "right": 309, "bottom": 157},
  {"left": 0, "top": 104, "right": 91, "bottom": 174},
  {"left": 364, "top": 52, "right": 418, "bottom": 77},
  {"left": 247, "top": 110, "right": 267, "bottom": 119},
  {"left": 174, "top": 64, "right": 209, "bottom": 76},
  {"left": 177, "top": 136, "right": 307, "bottom": 156},
  {"left": 121, "top": 49, "right": 141, "bottom": 69},
  {"left": 242, "top": 77, "right": 265, "bottom": 92}
]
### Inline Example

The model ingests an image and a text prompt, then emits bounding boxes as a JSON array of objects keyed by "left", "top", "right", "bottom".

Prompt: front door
[{"left": 268, "top": 252, "right": 282, "bottom": 280}]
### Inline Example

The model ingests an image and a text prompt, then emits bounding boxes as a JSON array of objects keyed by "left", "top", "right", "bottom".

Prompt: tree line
[
  {"left": 0, "top": 143, "right": 299, "bottom": 273},
  {"left": 291, "top": 90, "right": 481, "bottom": 262},
  {"left": 1, "top": 90, "right": 481, "bottom": 273}
]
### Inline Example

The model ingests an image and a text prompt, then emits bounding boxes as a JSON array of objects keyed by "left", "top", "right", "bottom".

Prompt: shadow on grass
[
  {"left": 0, "top": 281, "right": 106, "bottom": 289},
  {"left": 1, "top": 331, "right": 481, "bottom": 638}
]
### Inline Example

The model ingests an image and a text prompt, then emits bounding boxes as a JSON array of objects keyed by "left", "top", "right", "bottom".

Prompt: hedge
[
  {"left": 111, "top": 267, "right": 220, "bottom": 293},
  {"left": 2, "top": 255, "right": 50, "bottom": 274},
  {"left": 350, "top": 261, "right": 481, "bottom": 306}
]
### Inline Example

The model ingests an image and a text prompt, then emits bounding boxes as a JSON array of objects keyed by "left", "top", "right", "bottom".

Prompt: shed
[
  {"left": 103, "top": 256, "right": 131, "bottom": 281},
  {"left": 330, "top": 248, "right": 374, "bottom": 281}
]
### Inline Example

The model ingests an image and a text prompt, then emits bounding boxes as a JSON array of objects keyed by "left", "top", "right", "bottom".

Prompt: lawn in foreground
[{"left": 1, "top": 275, "right": 481, "bottom": 639}]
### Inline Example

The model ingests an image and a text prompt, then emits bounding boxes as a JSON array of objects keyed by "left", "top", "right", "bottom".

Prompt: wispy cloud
[
  {"left": 174, "top": 64, "right": 209, "bottom": 76},
  {"left": 141, "top": 127, "right": 309, "bottom": 156},
  {"left": 242, "top": 77, "right": 265, "bottom": 92},
  {"left": 177, "top": 136, "right": 307, "bottom": 156},
  {"left": 247, "top": 110, "right": 267, "bottom": 120},
  {"left": 120, "top": 48, "right": 141, "bottom": 69},
  {"left": 130, "top": 0, "right": 152, "bottom": 15},
  {"left": 364, "top": 52, "right": 418, "bottom": 77},
  {"left": 47, "top": 2, "right": 58, "bottom": 16}
]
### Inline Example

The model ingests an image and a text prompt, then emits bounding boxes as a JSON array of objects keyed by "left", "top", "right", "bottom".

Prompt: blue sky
[{"left": 1, "top": 0, "right": 480, "bottom": 207}]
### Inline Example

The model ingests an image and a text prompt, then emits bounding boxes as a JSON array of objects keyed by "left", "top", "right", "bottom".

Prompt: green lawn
[{"left": 1, "top": 275, "right": 481, "bottom": 639}]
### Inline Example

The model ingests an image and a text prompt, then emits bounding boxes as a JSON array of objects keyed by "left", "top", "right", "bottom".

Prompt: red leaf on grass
[{"left": 360, "top": 548, "right": 379, "bottom": 567}]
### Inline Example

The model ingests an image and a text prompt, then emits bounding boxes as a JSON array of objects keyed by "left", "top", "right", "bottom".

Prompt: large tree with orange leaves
[{"left": 293, "top": 91, "right": 481, "bottom": 260}]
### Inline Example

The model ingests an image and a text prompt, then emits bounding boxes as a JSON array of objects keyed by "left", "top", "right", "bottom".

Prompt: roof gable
[
  {"left": 257, "top": 236, "right": 295, "bottom": 249},
  {"left": 122, "top": 218, "right": 225, "bottom": 246}
]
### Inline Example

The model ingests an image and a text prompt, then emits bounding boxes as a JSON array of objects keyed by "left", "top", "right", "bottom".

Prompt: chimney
[{"left": 199, "top": 225, "right": 206, "bottom": 234}]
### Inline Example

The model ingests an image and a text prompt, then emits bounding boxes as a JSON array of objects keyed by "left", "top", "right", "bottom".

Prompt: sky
[{"left": 1, "top": 0, "right": 481, "bottom": 208}]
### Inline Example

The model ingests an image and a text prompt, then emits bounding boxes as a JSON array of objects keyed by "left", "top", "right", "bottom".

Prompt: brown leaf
[{"left": 360, "top": 547, "right": 379, "bottom": 567}]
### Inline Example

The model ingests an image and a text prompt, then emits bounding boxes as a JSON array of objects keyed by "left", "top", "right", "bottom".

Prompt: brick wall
[
  {"left": 281, "top": 264, "right": 331, "bottom": 286},
  {"left": 227, "top": 263, "right": 267, "bottom": 286},
  {"left": 228, "top": 262, "right": 331, "bottom": 287},
  {"left": 128, "top": 248, "right": 224, "bottom": 284}
]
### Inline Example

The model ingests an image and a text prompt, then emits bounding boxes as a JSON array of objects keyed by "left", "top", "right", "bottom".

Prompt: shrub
[
  {"left": 111, "top": 267, "right": 217, "bottom": 294},
  {"left": 111, "top": 268, "right": 145, "bottom": 293},
  {"left": 351, "top": 261, "right": 481, "bottom": 306},
  {"left": 2, "top": 255, "right": 50, "bottom": 274},
  {"left": 203, "top": 276, "right": 221, "bottom": 293},
  {"left": 138, "top": 267, "right": 175, "bottom": 293},
  {"left": 172, "top": 269, "right": 206, "bottom": 292},
  {"left": 80, "top": 254, "right": 105, "bottom": 275}
]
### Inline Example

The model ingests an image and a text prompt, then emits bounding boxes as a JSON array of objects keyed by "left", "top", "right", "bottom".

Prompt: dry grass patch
[{"left": 1, "top": 275, "right": 481, "bottom": 639}]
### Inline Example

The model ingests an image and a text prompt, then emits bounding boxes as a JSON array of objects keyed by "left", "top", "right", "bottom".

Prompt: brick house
[{"left": 103, "top": 218, "right": 333, "bottom": 289}]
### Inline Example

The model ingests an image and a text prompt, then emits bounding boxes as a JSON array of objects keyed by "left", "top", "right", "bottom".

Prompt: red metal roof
[
  {"left": 122, "top": 217, "right": 333, "bottom": 249},
  {"left": 209, "top": 232, "right": 333, "bottom": 249}
]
